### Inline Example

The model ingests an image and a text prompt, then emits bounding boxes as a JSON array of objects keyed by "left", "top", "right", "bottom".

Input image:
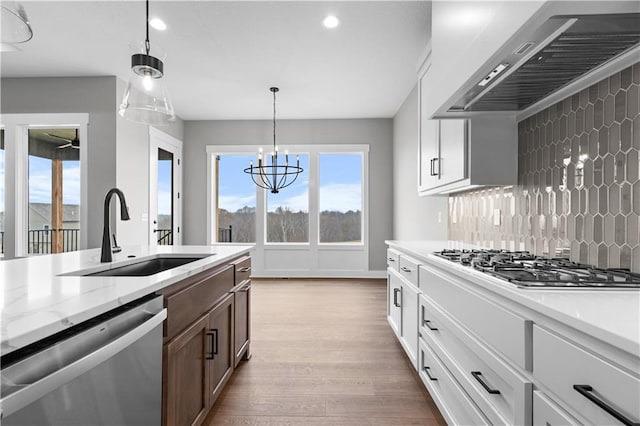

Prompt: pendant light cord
[
  {"left": 145, "top": 0, "right": 150, "bottom": 55},
  {"left": 273, "top": 89, "right": 277, "bottom": 150}
]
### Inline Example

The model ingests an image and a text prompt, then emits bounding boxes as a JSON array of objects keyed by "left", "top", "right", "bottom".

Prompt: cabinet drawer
[
  {"left": 231, "top": 255, "right": 251, "bottom": 285},
  {"left": 419, "top": 338, "right": 490, "bottom": 426},
  {"left": 419, "top": 264, "right": 531, "bottom": 370},
  {"left": 162, "top": 264, "right": 234, "bottom": 340},
  {"left": 420, "top": 295, "right": 532, "bottom": 425},
  {"left": 387, "top": 248, "right": 400, "bottom": 271},
  {"left": 533, "top": 391, "right": 580, "bottom": 426},
  {"left": 533, "top": 326, "right": 640, "bottom": 426},
  {"left": 398, "top": 255, "right": 420, "bottom": 287}
]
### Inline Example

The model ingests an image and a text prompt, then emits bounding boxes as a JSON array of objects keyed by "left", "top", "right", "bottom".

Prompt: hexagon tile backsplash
[{"left": 449, "top": 62, "right": 640, "bottom": 273}]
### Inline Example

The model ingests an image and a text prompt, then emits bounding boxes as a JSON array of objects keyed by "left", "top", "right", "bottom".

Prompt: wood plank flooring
[{"left": 204, "top": 279, "right": 446, "bottom": 425}]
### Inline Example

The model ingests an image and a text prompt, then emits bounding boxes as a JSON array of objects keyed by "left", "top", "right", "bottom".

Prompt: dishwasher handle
[{"left": 0, "top": 308, "right": 167, "bottom": 419}]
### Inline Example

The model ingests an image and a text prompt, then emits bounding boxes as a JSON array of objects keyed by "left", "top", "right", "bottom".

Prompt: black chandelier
[{"left": 244, "top": 87, "right": 303, "bottom": 194}]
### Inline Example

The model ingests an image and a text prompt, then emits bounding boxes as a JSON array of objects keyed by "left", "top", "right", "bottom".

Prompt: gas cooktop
[{"left": 433, "top": 249, "right": 640, "bottom": 289}]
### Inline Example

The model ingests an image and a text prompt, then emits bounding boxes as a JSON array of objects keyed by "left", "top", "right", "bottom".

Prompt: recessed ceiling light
[
  {"left": 323, "top": 15, "right": 339, "bottom": 29},
  {"left": 150, "top": 18, "right": 166, "bottom": 31}
]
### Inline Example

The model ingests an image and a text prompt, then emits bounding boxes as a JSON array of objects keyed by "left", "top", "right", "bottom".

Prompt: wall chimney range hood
[{"left": 450, "top": 13, "right": 640, "bottom": 113}]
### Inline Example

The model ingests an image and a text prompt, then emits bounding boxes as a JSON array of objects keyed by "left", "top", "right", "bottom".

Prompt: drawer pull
[
  {"left": 423, "top": 366, "right": 438, "bottom": 381},
  {"left": 471, "top": 371, "right": 500, "bottom": 395},
  {"left": 423, "top": 319, "right": 439, "bottom": 331},
  {"left": 387, "top": 257, "right": 396, "bottom": 262},
  {"left": 206, "top": 329, "right": 218, "bottom": 360},
  {"left": 574, "top": 385, "right": 638, "bottom": 426},
  {"left": 238, "top": 267, "right": 251, "bottom": 273},
  {"left": 400, "top": 266, "right": 412, "bottom": 273},
  {"left": 393, "top": 288, "right": 401, "bottom": 307}
]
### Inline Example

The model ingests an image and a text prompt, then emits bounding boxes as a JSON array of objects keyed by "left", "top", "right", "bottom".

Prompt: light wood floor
[{"left": 204, "top": 279, "right": 447, "bottom": 425}]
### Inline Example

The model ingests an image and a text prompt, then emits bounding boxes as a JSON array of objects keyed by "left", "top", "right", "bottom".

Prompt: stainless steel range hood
[{"left": 450, "top": 13, "right": 640, "bottom": 113}]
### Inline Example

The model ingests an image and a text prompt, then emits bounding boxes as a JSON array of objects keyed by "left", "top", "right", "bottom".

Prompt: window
[
  {"left": 319, "top": 153, "right": 362, "bottom": 243},
  {"left": 0, "top": 129, "right": 4, "bottom": 255},
  {"left": 156, "top": 148, "right": 174, "bottom": 245},
  {"left": 28, "top": 128, "right": 81, "bottom": 254},
  {"left": 216, "top": 154, "right": 256, "bottom": 243},
  {"left": 266, "top": 154, "right": 309, "bottom": 243}
]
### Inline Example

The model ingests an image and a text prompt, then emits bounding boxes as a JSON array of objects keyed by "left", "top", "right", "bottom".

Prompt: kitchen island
[
  {"left": 386, "top": 240, "right": 640, "bottom": 426},
  {"left": 0, "top": 244, "right": 252, "bottom": 355},
  {"left": 1, "top": 244, "right": 253, "bottom": 425}
]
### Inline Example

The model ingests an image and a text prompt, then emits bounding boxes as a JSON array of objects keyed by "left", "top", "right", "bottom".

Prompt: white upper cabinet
[{"left": 418, "top": 49, "right": 518, "bottom": 195}]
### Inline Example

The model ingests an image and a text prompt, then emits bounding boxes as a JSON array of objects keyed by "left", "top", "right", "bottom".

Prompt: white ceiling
[{"left": 1, "top": 1, "right": 430, "bottom": 120}]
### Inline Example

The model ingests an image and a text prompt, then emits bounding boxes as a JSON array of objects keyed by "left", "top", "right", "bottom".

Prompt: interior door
[{"left": 149, "top": 128, "right": 182, "bottom": 247}]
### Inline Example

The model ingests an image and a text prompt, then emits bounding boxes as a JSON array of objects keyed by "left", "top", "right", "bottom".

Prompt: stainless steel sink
[{"left": 76, "top": 256, "right": 210, "bottom": 277}]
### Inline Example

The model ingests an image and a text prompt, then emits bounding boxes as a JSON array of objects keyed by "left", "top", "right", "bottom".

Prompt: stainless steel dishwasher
[{"left": 0, "top": 294, "right": 166, "bottom": 425}]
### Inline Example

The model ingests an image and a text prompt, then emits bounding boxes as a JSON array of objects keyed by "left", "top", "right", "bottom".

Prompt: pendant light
[
  {"left": 244, "top": 87, "right": 303, "bottom": 194},
  {"left": 1, "top": 3, "right": 33, "bottom": 44},
  {"left": 119, "top": 0, "right": 175, "bottom": 125}
]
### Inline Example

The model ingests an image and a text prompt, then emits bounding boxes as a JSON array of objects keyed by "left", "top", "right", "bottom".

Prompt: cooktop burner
[{"left": 433, "top": 249, "right": 640, "bottom": 289}]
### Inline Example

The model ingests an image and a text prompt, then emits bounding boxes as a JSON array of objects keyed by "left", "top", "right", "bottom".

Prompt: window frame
[
  {"left": 1, "top": 114, "right": 89, "bottom": 258},
  {"left": 206, "top": 144, "right": 369, "bottom": 250}
]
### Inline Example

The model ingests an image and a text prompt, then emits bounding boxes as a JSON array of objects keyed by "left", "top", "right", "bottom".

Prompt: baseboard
[{"left": 250, "top": 269, "right": 387, "bottom": 279}]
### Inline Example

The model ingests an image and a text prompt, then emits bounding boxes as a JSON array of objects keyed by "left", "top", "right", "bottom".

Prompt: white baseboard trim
[{"left": 251, "top": 269, "right": 387, "bottom": 279}]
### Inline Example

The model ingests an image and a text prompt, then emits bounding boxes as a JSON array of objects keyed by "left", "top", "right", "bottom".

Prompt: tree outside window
[
  {"left": 319, "top": 154, "right": 362, "bottom": 243},
  {"left": 266, "top": 154, "right": 309, "bottom": 243}
]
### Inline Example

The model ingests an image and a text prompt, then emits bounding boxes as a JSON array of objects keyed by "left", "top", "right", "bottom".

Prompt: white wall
[
  {"left": 392, "top": 84, "right": 448, "bottom": 240},
  {"left": 183, "top": 118, "right": 393, "bottom": 271}
]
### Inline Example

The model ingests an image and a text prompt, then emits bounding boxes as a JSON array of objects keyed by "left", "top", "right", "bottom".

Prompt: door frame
[{"left": 149, "top": 127, "right": 183, "bottom": 246}]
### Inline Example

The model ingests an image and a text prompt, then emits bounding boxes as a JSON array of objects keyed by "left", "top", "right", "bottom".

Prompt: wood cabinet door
[
  {"left": 208, "top": 293, "right": 235, "bottom": 407},
  {"left": 233, "top": 281, "right": 250, "bottom": 367},
  {"left": 164, "top": 314, "right": 211, "bottom": 426}
]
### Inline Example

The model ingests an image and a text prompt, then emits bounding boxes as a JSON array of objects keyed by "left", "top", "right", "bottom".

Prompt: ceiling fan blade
[
  {"left": 45, "top": 132, "right": 72, "bottom": 143},
  {"left": 58, "top": 143, "right": 72, "bottom": 149}
]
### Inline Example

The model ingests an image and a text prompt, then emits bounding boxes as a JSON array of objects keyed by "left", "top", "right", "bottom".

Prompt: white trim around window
[{"left": 206, "top": 144, "right": 371, "bottom": 277}]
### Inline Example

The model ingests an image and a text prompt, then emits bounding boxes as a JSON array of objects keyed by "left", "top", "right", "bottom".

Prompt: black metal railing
[
  {"left": 156, "top": 229, "right": 173, "bottom": 245},
  {"left": 28, "top": 229, "right": 80, "bottom": 254},
  {"left": 0, "top": 231, "right": 3, "bottom": 254},
  {"left": 218, "top": 226, "right": 232, "bottom": 243}
]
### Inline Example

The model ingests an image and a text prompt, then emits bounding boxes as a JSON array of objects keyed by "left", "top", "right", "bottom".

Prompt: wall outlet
[
  {"left": 493, "top": 209, "right": 501, "bottom": 226},
  {"left": 141, "top": 212, "right": 148, "bottom": 222},
  {"left": 438, "top": 211, "right": 442, "bottom": 223}
]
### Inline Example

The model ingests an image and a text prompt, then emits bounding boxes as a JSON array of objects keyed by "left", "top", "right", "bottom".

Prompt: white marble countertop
[
  {"left": 386, "top": 240, "right": 640, "bottom": 357},
  {"left": 0, "top": 244, "right": 253, "bottom": 356}
]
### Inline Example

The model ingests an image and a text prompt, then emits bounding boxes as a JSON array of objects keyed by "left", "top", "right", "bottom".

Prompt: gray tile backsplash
[{"left": 449, "top": 63, "right": 640, "bottom": 272}]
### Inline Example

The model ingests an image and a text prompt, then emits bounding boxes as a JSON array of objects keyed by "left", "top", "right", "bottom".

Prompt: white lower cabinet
[
  {"left": 387, "top": 243, "right": 638, "bottom": 426},
  {"left": 419, "top": 338, "right": 490, "bottom": 426},
  {"left": 421, "top": 295, "right": 532, "bottom": 425},
  {"left": 533, "top": 391, "right": 580, "bottom": 426},
  {"left": 387, "top": 271, "right": 402, "bottom": 340},
  {"left": 387, "top": 268, "right": 419, "bottom": 369},
  {"left": 533, "top": 325, "right": 640, "bottom": 426}
]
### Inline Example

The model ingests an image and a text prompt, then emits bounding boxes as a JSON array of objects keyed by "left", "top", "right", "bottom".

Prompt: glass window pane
[
  {"left": 319, "top": 154, "right": 362, "bottom": 243},
  {"left": 217, "top": 154, "right": 256, "bottom": 243},
  {"left": 0, "top": 129, "right": 4, "bottom": 255},
  {"left": 157, "top": 148, "right": 173, "bottom": 245},
  {"left": 266, "top": 154, "right": 309, "bottom": 243},
  {"left": 28, "top": 128, "right": 81, "bottom": 254}
]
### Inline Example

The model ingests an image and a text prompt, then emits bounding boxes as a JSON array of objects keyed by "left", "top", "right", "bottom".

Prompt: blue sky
[
  {"left": 28, "top": 156, "right": 80, "bottom": 205},
  {"left": 218, "top": 153, "right": 362, "bottom": 213},
  {"left": 158, "top": 159, "right": 172, "bottom": 215}
]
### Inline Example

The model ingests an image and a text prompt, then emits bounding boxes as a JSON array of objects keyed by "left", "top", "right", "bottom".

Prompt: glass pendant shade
[
  {"left": 119, "top": 3, "right": 176, "bottom": 126},
  {"left": 1, "top": 3, "right": 33, "bottom": 44}
]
